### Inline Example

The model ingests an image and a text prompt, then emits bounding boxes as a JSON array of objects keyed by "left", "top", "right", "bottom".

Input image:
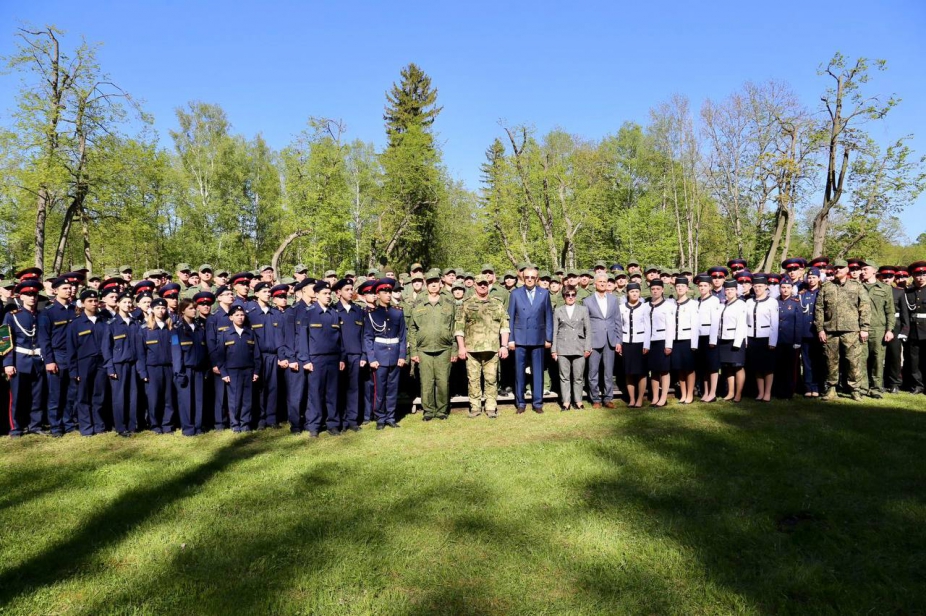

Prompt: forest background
[{"left": 1, "top": 7, "right": 925, "bottom": 279}]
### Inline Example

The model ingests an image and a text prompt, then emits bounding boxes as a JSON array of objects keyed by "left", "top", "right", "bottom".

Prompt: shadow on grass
[{"left": 579, "top": 400, "right": 926, "bottom": 612}]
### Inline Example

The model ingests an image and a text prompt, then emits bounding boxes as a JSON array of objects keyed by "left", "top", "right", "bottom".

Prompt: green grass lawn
[{"left": 2, "top": 394, "right": 926, "bottom": 615}]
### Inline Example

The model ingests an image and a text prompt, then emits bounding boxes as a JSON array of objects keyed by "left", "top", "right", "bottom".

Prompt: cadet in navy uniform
[
  {"left": 102, "top": 291, "right": 141, "bottom": 436},
  {"left": 774, "top": 279, "right": 803, "bottom": 399},
  {"left": 798, "top": 267, "right": 824, "bottom": 396},
  {"left": 247, "top": 281, "right": 286, "bottom": 429},
  {"left": 137, "top": 298, "right": 176, "bottom": 434},
  {"left": 159, "top": 282, "right": 182, "bottom": 325},
  {"left": 206, "top": 285, "right": 234, "bottom": 430},
  {"left": 217, "top": 304, "right": 261, "bottom": 432},
  {"left": 4, "top": 280, "right": 46, "bottom": 437},
  {"left": 357, "top": 280, "right": 378, "bottom": 424},
  {"left": 172, "top": 298, "right": 210, "bottom": 436},
  {"left": 333, "top": 278, "right": 365, "bottom": 432},
  {"left": 229, "top": 272, "right": 253, "bottom": 312},
  {"left": 283, "top": 279, "right": 312, "bottom": 433},
  {"left": 302, "top": 280, "right": 346, "bottom": 437},
  {"left": 66, "top": 290, "right": 109, "bottom": 436},
  {"left": 363, "top": 279, "right": 407, "bottom": 429},
  {"left": 38, "top": 276, "right": 78, "bottom": 436}
]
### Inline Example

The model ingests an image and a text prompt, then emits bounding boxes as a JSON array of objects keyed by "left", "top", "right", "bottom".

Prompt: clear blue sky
[{"left": 2, "top": 0, "right": 925, "bottom": 240}]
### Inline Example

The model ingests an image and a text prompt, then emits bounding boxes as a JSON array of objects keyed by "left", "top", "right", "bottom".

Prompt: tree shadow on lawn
[{"left": 579, "top": 400, "right": 926, "bottom": 613}]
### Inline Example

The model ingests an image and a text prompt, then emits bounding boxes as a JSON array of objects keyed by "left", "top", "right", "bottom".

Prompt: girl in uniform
[
  {"left": 672, "top": 277, "right": 699, "bottom": 404},
  {"left": 618, "top": 283, "right": 650, "bottom": 408},
  {"left": 172, "top": 298, "right": 210, "bottom": 436},
  {"left": 696, "top": 275, "right": 722, "bottom": 403},
  {"left": 137, "top": 298, "right": 176, "bottom": 433},
  {"left": 103, "top": 292, "right": 141, "bottom": 436},
  {"left": 647, "top": 280, "right": 675, "bottom": 407},
  {"left": 745, "top": 275, "right": 779, "bottom": 402},
  {"left": 718, "top": 281, "right": 747, "bottom": 402}
]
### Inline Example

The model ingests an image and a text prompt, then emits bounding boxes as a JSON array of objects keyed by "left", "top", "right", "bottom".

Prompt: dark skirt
[
  {"left": 718, "top": 339, "right": 745, "bottom": 368},
  {"left": 647, "top": 340, "right": 671, "bottom": 373},
  {"left": 746, "top": 336, "right": 775, "bottom": 374},
  {"left": 623, "top": 342, "right": 646, "bottom": 375},
  {"left": 671, "top": 339, "right": 695, "bottom": 371},
  {"left": 696, "top": 335, "right": 721, "bottom": 372}
]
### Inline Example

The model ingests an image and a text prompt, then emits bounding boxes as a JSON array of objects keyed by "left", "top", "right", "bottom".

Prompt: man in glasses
[
  {"left": 879, "top": 265, "right": 909, "bottom": 393},
  {"left": 507, "top": 266, "right": 553, "bottom": 414}
]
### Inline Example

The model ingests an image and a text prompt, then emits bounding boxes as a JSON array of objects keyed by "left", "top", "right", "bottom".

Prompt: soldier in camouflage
[
  {"left": 454, "top": 274, "right": 510, "bottom": 418},
  {"left": 814, "top": 259, "right": 872, "bottom": 401},
  {"left": 859, "top": 260, "right": 895, "bottom": 398}
]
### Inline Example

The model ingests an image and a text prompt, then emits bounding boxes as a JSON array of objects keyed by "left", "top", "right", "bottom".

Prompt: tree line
[{"left": 1, "top": 26, "right": 924, "bottom": 280}]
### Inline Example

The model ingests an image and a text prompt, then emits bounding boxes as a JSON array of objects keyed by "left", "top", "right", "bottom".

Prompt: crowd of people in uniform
[{"left": 2, "top": 254, "right": 925, "bottom": 439}]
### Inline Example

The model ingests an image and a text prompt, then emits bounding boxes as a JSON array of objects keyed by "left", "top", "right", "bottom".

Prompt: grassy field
[{"left": 2, "top": 394, "right": 926, "bottom": 615}]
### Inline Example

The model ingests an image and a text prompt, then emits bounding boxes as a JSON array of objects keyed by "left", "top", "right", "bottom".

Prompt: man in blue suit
[
  {"left": 507, "top": 266, "right": 553, "bottom": 413},
  {"left": 584, "top": 273, "right": 623, "bottom": 408}
]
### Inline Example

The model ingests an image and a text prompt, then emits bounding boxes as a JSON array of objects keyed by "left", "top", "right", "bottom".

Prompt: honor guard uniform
[
  {"left": 217, "top": 304, "right": 261, "bottom": 432},
  {"left": 774, "top": 280, "right": 803, "bottom": 398},
  {"left": 798, "top": 270, "right": 824, "bottom": 395},
  {"left": 333, "top": 279, "right": 365, "bottom": 431},
  {"left": 881, "top": 266, "right": 909, "bottom": 393},
  {"left": 247, "top": 281, "right": 285, "bottom": 428},
  {"left": 102, "top": 292, "right": 142, "bottom": 435},
  {"left": 137, "top": 298, "right": 177, "bottom": 433},
  {"left": 363, "top": 279, "right": 407, "bottom": 429},
  {"left": 66, "top": 290, "right": 109, "bottom": 436},
  {"left": 283, "top": 279, "right": 312, "bottom": 433},
  {"left": 4, "top": 280, "right": 46, "bottom": 437},
  {"left": 302, "top": 280, "right": 345, "bottom": 436},
  {"left": 904, "top": 261, "right": 926, "bottom": 394},
  {"left": 708, "top": 267, "right": 728, "bottom": 303},
  {"left": 860, "top": 261, "right": 895, "bottom": 398},
  {"left": 206, "top": 286, "right": 234, "bottom": 430},
  {"left": 745, "top": 275, "right": 779, "bottom": 376},
  {"left": 171, "top": 294, "right": 211, "bottom": 436},
  {"left": 37, "top": 276, "right": 78, "bottom": 435}
]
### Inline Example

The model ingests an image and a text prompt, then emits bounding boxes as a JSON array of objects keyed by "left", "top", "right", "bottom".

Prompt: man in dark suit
[
  {"left": 584, "top": 273, "right": 623, "bottom": 408},
  {"left": 507, "top": 266, "right": 553, "bottom": 413}
]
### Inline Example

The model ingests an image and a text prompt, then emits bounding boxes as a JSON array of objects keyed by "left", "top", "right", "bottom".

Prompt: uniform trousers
[
  {"left": 824, "top": 331, "right": 862, "bottom": 392},
  {"left": 372, "top": 364, "right": 400, "bottom": 425},
  {"left": 859, "top": 329, "right": 887, "bottom": 393},
  {"left": 110, "top": 362, "right": 140, "bottom": 433},
  {"left": 175, "top": 368, "right": 205, "bottom": 436},
  {"left": 773, "top": 346, "right": 800, "bottom": 399},
  {"left": 419, "top": 348, "right": 452, "bottom": 419},
  {"left": 339, "top": 354, "right": 362, "bottom": 428},
  {"left": 212, "top": 369, "right": 229, "bottom": 429},
  {"left": 47, "top": 366, "right": 77, "bottom": 434},
  {"left": 557, "top": 355, "right": 586, "bottom": 407},
  {"left": 76, "top": 356, "right": 108, "bottom": 436},
  {"left": 514, "top": 345, "right": 545, "bottom": 409},
  {"left": 906, "top": 339, "right": 926, "bottom": 389},
  {"left": 146, "top": 365, "right": 176, "bottom": 433},
  {"left": 801, "top": 338, "right": 826, "bottom": 394},
  {"left": 225, "top": 368, "right": 254, "bottom": 431},
  {"left": 307, "top": 354, "right": 340, "bottom": 432},
  {"left": 588, "top": 347, "right": 615, "bottom": 403},
  {"left": 285, "top": 367, "right": 307, "bottom": 432},
  {"left": 256, "top": 354, "right": 280, "bottom": 427},
  {"left": 8, "top": 360, "right": 46, "bottom": 435},
  {"left": 884, "top": 337, "right": 903, "bottom": 389},
  {"left": 466, "top": 351, "right": 500, "bottom": 415}
]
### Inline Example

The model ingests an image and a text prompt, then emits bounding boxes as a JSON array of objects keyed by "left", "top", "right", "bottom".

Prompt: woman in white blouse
[
  {"left": 618, "top": 282, "right": 650, "bottom": 408},
  {"left": 672, "top": 277, "right": 700, "bottom": 404},
  {"left": 718, "top": 280, "right": 747, "bottom": 402},
  {"left": 647, "top": 281, "right": 675, "bottom": 407},
  {"left": 696, "top": 275, "right": 722, "bottom": 403},
  {"left": 746, "top": 275, "right": 779, "bottom": 402}
]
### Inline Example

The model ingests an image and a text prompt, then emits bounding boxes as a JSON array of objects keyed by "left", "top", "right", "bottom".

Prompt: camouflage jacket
[
  {"left": 454, "top": 294, "right": 510, "bottom": 353},
  {"left": 814, "top": 278, "right": 871, "bottom": 333}
]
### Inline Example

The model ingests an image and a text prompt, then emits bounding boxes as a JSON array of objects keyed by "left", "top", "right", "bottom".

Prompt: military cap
[
  {"left": 694, "top": 274, "right": 711, "bottom": 285},
  {"left": 778, "top": 276, "right": 792, "bottom": 286},
  {"left": 312, "top": 280, "right": 330, "bottom": 293},
  {"left": 61, "top": 272, "right": 85, "bottom": 285},
  {"left": 80, "top": 289, "right": 99, "bottom": 301},
  {"left": 896, "top": 266, "right": 910, "bottom": 277},
  {"left": 503, "top": 270, "right": 517, "bottom": 280},
  {"left": 809, "top": 256, "right": 830, "bottom": 267},
  {"left": 649, "top": 279, "right": 664, "bottom": 288},
  {"left": 134, "top": 280, "right": 156, "bottom": 293},
  {"left": 409, "top": 262, "right": 424, "bottom": 273},
  {"left": 229, "top": 272, "right": 253, "bottom": 286},
  {"left": 516, "top": 262, "right": 528, "bottom": 272},
  {"left": 554, "top": 268, "right": 565, "bottom": 276},
  {"left": 565, "top": 269, "right": 580, "bottom": 278},
  {"left": 15, "top": 279, "right": 42, "bottom": 295},
  {"left": 151, "top": 297, "right": 168, "bottom": 308},
  {"left": 877, "top": 265, "right": 896, "bottom": 276},
  {"left": 214, "top": 285, "right": 232, "bottom": 298},
  {"left": 280, "top": 276, "right": 296, "bottom": 285},
  {"left": 675, "top": 276, "right": 690, "bottom": 286},
  {"left": 176, "top": 263, "right": 192, "bottom": 273},
  {"left": 707, "top": 266, "right": 728, "bottom": 278},
  {"left": 153, "top": 268, "right": 169, "bottom": 277},
  {"left": 735, "top": 270, "right": 753, "bottom": 282},
  {"left": 193, "top": 291, "right": 216, "bottom": 305},
  {"left": 752, "top": 274, "right": 768, "bottom": 285},
  {"left": 610, "top": 263, "right": 624, "bottom": 272},
  {"left": 480, "top": 263, "right": 495, "bottom": 274},
  {"left": 159, "top": 283, "right": 181, "bottom": 298},
  {"left": 629, "top": 272, "right": 643, "bottom": 280},
  {"left": 88, "top": 274, "right": 102, "bottom": 283},
  {"left": 357, "top": 280, "right": 377, "bottom": 294},
  {"left": 269, "top": 284, "right": 289, "bottom": 298},
  {"left": 644, "top": 265, "right": 660, "bottom": 274},
  {"left": 425, "top": 268, "right": 442, "bottom": 281},
  {"left": 104, "top": 268, "right": 120, "bottom": 278},
  {"left": 723, "top": 280, "right": 738, "bottom": 289},
  {"left": 847, "top": 258, "right": 865, "bottom": 268},
  {"left": 254, "top": 281, "right": 272, "bottom": 293},
  {"left": 116, "top": 290, "right": 134, "bottom": 302},
  {"left": 120, "top": 265, "right": 133, "bottom": 274},
  {"left": 538, "top": 271, "right": 551, "bottom": 280},
  {"left": 199, "top": 264, "right": 213, "bottom": 273},
  {"left": 392, "top": 282, "right": 404, "bottom": 292},
  {"left": 475, "top": 274, "right": 491, "bottom": 284},
  {"left": 101, "top": 277, "right": 123, "bottom": 291},
  {"left": 344, "top": 270, "right": 356, "bottom": 278},
  {"left": 332, "top": 278, "right": 351, "bottom": 293},
  {"left": 293, "top": 279, "right": 311, "bottom": 293},
  {"left": 410, "top": 272, "right": 424, "bottom": 282},
  {"left": 294, "top": 264, "right": 308, "bottom": 274},
  {"left": 627, "top": 259, "right": 640, "bottom": 267},
  {"left": 727, "top": 258, "right": 748, "bottom": 270},
  {"left": 808, "top": 267, "right": 822, "bottom": 277},
  {"left": 594, "top": 260, "right": 608, "bottom": 269},
  {"left": 451, "top": 280, "right": 465, "bottom": 290},
  {"left": 910, "top": 261, "right": 926, "bottom": 275},
  {"left": 626, "top": 282, "right": 641, "bottom": 291},
  {"left": 615, "top": 271, "right": 627, "bottom": 279},
  {"left": 259, "top": 264, "right": 273, "bottom": 273},
  {"left": 832, "top": 259, "right": 849, "bottom": 268},
  {"left": 366, "top": 268, "right": 379, "bottom": 277},
  {"left": 374, "top": 279, "right": 394, "bottom": 293},
  {"left": 324, "top": 269, "right": 337, "bottom": 278},
  {"left": 15, "top": 267, "right": 43, "bottom": 281},
  {"left": 767, "top": 273, "right": 782, "bottom": 284},
  {"left": 443, "top": 267, "right": 458, "bottom": 275},
  {"left": 227, "top": 304, "right": 246, "bottom": 316},
  {"left": 781, "top": 258, "right": 806, "bottom": 270},
  {"left": 463, "top": 272, "right": 475, "bottom": 280},
  {"left": 50, "top": 276, "right": 71, "bottom": 289},
  {"left": 581, "top": 270, "right": 594, "bottom": 278},
  {"left": 863, "top": 259, "right": 878, "bottom": 270}
]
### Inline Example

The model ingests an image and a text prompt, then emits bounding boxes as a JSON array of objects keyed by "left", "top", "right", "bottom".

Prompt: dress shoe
[
  {"left": 308, "top": 431, "right": 320, "bottom": 438},
  {"left": 423, "top": 416, "right": 433, "bottom": 422},
  {"left": 348, "top": 425, "right": 362, "bottom": 432},
  {"left": 29, "top": 429, "right": 51, "bottom": 436},
  {"left": 487, "top": 413, "right": 497, "bottom": 419},
  {"left": 911, "top": 386, "right": 925, "bottom": 395},
  {"left": 869, "top": 390, "right": 883, "bottom": 399},
  {"left": 362, "top": 420, "right": 371, "bottom": 425},
  {"left": 467, "top": 411, "right": 481, "bottom": 418},
  {"left": 327, "top": 428, "right": 341, "bottom": 436},
  {"left": 51, "top": 432, "right": 64, "bottom": 438},
  {"left": 592, "top": 402, "right": 602, "bottom": 409},
  {"left": 386, "top": 422, "right": 400, "bottom": 428},
  {"left": 117, "top": 431, "right": 132, "bottom": 438},
  {"left": 438, "top": 416, "right": 447, "bottom": 420},
  {"left": 888, "top": 387, "right": 899, "bottom": 394},
  {"left": 516, "top": 406, "right": 526, "bottom": 414},
  {"left": 603, "top": 401, "right": 616, "bottom": 409},
  {"left": 376, "top": 424, "right": 386, "bottom": 431},
  {"left": 533, "top": 407, "right": 544, "bottom": 414}
]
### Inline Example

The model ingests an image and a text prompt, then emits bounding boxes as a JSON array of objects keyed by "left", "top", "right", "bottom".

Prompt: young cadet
[
  {"left": 38, "top": 276, "right": 77, "bottom": 436},
  {"left": 798, "top": 267, "right": 824, "bottom": 396},
  {"left": 695, "top": 275, "right": 721, "bottom": 403},
  {"left": 647, "top": 280, "right": 675, "bottom": 407},
  {"left": 229, "top": 272, "right": 253, "bottom": 311},
  {"left": 719, "top": 281, "right": 748, "bottom": 402},
  {"left": 358, "top": 279, "right": 379, "bottom": 424},
  {"left": 247, "top": 281, "right": 287, "bottom": 429},
  {"left": 708, "top": 266, "right": 728, "bottom": 303},
  {"left": 217, "top": 304, "right": 261, "bottom": 433},
  {"left": 171, "top": 298, "right": 210, "bottom": 436},
  {"left": 283, "top": 279, "right": 311, "bottom": 433},
  {"left": 745, "top": 275, "right": 779, "bottom": 402},
  {"left": 206, "top": 285, "right": 234, "bottom": 430},
  {"left": 881, "top": 266, "right": 909, "bottom": 394},
  {"left": 302, "top": 280, "right": 345, "bottom": 437},
  {"left": 774, "top": 279, "right": 803, "bottom": 399},
  {"left": 137, "top": 298, "right": 177, "bottom": 434},
  {"left": 333, "top": 278, "right": 365, "bottom": 432},
  {"left": 4, "top": 280, "right": 46, "bottom": 437},
  {"left": 98, "top": 279, "right": 122, "bottom": 321},
  {"left": 102, "top": 291, "right": 141, "bottom": 437},
  {"left": 672, "top": 277, "right": 699, "bottom": 404},
  {"left": 364, "top": 279, "right": 407, "bottom": 429},
  {"left": 159, "top": 282, "right": 182, "bottom": 324},
  {"left": 66, "top": 289, "right": 108, "bottom": 436},
  {"left": 618, "top": 282, "right": 650, "bottom": 408}
]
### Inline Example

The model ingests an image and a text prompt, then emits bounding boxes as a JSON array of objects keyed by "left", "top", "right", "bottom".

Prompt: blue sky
[{"left": 2, "top": 0, "right": 924, "bottom": 240}]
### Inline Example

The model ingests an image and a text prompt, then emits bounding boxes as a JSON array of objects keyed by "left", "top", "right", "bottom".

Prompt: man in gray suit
[{"left": 584, "top": 273, "right": 623, "bottom": 408}]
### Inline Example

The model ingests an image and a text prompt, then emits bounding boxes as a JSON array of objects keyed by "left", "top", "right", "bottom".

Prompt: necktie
[{"left": 528, "top": 290, "right": 534, "bottom": 305}]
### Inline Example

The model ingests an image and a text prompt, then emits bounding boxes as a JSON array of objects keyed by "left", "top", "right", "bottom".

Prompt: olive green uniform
[
  {"left": 814, "top": 278, "right": 871, "bottom": 397},
  {"left": 860, "top": 280, "right": 895, "bottom": 395},
  {"left": 408, "top": 296, "right": 458, "bottom": 419},
  {"left": 454, "top": 295, "right": 510, "bottom": 417}
]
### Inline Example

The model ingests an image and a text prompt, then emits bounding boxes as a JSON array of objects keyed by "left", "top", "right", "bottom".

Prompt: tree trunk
[
  {"left": 271, "top": 229, "right": 313, "bottom": 274},
  {"left": 81, "top": 206, "right": 92, "bottom": 272},
  {"left": 35, "top": 188, "right": 50, "bottom": 272}
]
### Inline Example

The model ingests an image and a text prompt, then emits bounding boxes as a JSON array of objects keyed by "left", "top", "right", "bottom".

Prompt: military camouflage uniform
[
  {"left": 860, "top": 280, "right": 895, "bottom": 396},
  {"left": 814, "top": 278, "right": 871, "bottom": 398},
  {"left": 454, "top": 294, "right": 510, "bottom": 417},
  {"left": 408, "top": 296, "right": 458, "bottom": 420}
]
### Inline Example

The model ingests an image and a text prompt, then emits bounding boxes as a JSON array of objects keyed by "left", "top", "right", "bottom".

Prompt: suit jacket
[
  {"left": 552, "top": 304, "right": 592, "bottom": 356},
  {"left": 508, "top": 286, "right": 553, "bottom": 347},
  {"left": 583, "top": 293, "right": 623, "bottom": 349}
]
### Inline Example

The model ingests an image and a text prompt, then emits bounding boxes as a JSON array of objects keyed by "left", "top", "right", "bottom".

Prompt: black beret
[{"left": 626, "top": 282, "right": 641, "bottom": 291}]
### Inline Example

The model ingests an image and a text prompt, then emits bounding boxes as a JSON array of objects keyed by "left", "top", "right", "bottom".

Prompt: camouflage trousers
[
  {"left": 467, "top": 351, "right": 500, "bottom": 415},
  {"left": 859, "top": 328, "right": 886, "bottom": 394},
  {"left": 824, "top": 331, "right": 862, "bottom": 392}
]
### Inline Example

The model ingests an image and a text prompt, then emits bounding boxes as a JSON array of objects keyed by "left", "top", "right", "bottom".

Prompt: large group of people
[{"left": 2, "top": 255, "right": 925, "bottom": 439}]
